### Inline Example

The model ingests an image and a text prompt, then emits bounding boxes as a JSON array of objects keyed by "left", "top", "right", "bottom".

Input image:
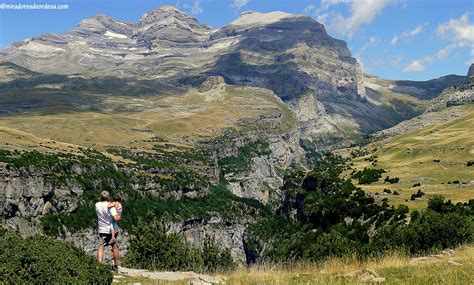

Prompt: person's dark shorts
[{"left": 99, "top": 233, "right": 118, "bottom": 246}]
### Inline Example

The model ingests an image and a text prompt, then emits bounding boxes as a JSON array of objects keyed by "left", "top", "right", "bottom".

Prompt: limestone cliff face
[{"left": 217, "top": 126, "right": 303, "bottom": 203}]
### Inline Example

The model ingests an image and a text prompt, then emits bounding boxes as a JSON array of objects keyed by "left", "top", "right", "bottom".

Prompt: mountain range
[{"left": 1, "top": 6, "right": 468, "bottom": 148}]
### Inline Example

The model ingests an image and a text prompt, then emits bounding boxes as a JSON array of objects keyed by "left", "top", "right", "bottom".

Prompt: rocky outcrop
[
  {"left": 198, "top": 76, "right": 225, "bottom": 92},
  {"left": 427, "top": 77, "right": 473, "bottom": 112},
  {"left": 0, "top": 165, "right": 79, "bottom": 218},
  {"left": 169, "top": 214, "right": 251, "bottom": 264},
  {"left": 467, "top": 63, "right": 474, "bottom": 83},
  {"left": 373, "top": 105, "right": 470, "bottom": 139}
]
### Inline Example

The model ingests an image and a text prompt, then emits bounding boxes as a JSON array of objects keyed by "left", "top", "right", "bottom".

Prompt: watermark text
[{"left": 0, "top": 2, "right": 69, "bottom": 10}]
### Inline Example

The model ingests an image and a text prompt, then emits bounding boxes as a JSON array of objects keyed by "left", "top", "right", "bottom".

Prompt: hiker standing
[{"left": 95, "top": 191, "right": 121, "bottom": 272}]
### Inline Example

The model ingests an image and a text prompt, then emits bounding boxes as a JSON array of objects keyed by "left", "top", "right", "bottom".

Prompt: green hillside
[{"left": 347, "top": 105, "right": 474, "bottom": 210}]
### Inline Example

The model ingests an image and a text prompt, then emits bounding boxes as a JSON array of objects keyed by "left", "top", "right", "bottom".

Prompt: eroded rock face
[
  {"left": 169, "top": 214, "right": 250, "bottom": 264},
  {"left": 0, "top": 167, "right": 77, "bottom": 218}
]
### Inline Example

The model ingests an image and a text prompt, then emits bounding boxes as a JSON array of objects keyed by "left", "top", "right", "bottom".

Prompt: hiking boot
[{"left": 112, "top": 265, "right": 119, "bottom": 273}]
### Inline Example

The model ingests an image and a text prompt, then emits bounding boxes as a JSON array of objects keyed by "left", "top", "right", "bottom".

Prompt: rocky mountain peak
[
  {"left": 135, "top": 5, "right": 211, "bottom": 45},
  {"left": 74, "top": 13, "right": 134, "bottom": 35},
  {"left": 229, "top": 10, "right": 306, "bottom": 27},
  {"left": 138, "top": 5, "right": 209, "bottom": 32},
  {"left": 139, "top": 5, "right": 188, "bottom": 23}
]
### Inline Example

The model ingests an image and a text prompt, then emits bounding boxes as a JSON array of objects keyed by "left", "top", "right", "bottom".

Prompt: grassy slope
[
  {"left": 223, "top": 246, "right": 474, "bottom": 285},
  {"left": 113, "top": 246, "right": 474, "bottom": 284},
  {"left": 0, "top": 85, "right": 293, "bottom": 151},
  {"left": 347, "top": 105, "right": 474, "bottom": 210}
]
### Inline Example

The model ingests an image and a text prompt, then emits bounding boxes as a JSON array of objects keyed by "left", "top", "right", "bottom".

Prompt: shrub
[
  {"left": 383, "top": 188, "right": 392, "bottom": 194},
  {"left": 428, "top": 196, "right": 474, "bottom": 215},
  {"left": 467, "top": 161, "right": 473, "bottom": 167},
  {"left": 410, "top": 189, "right": 425, "bottom": 200},
  {"left": 384, "top": 176, "right": 400, "bottom": 184},
  {"left": 125, "top": 219, "right": 235, "bottom": 273},
  {"left": 0, "top": 228, "right": 112, "bottom": 284},
  {"left": 372, "top": 210, "right": 472, "bottom": 254},
  {"left": 202, "top": 235, "right": 235, "bottom": 272},
  {"left": 219, "top": 141, "right": 271, "bottom": 175},
  {"left": 352, "top": 168, "right": 385, "bottom": 184}
]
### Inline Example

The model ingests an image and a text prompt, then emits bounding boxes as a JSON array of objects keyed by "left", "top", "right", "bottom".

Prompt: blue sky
[{"left": 0, "top": 0, "right": 472, "bottom": 80}]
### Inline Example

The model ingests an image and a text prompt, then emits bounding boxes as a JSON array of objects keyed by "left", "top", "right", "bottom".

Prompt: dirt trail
[{"left": 113, "top": 267, "right": 225, "bottom": 284}]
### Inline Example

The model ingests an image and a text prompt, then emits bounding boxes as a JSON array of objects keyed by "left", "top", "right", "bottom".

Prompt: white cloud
[
  {"left": 390, "top": 35, "right": 399, "bottom": 45},
  {"left": 184, "top": 0, "right": 203, "bottom": 14},
  {"left": 390, "top": 56, "right": 403, "bottom": 67},
  {"left": 356, "top": 56, "right": 370, "bottom": 73},
  {"left": 232, "top": 0, "right": 249, "bottom": 10},
  {"left": 436, "top": 44, "right": 455, "bottom": 60},
  {"left": 404, "top": 13, "right": 474, "bottom": 72},
  {"left": 304, "top": 4, "right": 318, "bottom": 15},
  {"left": 355, "top": 36, "right": 378, "bottom": 72},
  {"left": 437, "top": 13, "right": 474, "bottom": 45},
  {"left": 321, "top": 0, "right": 351, "bottom": 9},
  {"left": 314, "top": 0, "right": 397, "bottom": 38},
  {"left": 403, "top": 60, "right": 425, "bottom": 72},
  {"left": 391, "top": 24, "right": 426, "bottom": 45},
  {"left": 436, "top": 12, "right": 474, "bottom": 63},
  {"left": 358, "top": 36, "right": 378, "bottom": 54},
  {"left": 403, "top": 55, "right": 433, "bottom": 72},
  {"left": 345, "top": 0, "right": 396, "bottom": 37}
]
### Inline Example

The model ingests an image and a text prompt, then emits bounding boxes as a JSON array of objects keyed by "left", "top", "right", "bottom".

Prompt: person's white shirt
[{"left": 95, "top": 201, "right": 118, "bottom": 234}]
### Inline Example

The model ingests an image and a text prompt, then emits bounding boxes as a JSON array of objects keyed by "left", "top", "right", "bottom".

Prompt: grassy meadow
[
  {"left": 0, "top": 85, "right": 293, "bottom": 152},
  {"left": 342, "top": 106, "right": 474, "bottom": 210}
]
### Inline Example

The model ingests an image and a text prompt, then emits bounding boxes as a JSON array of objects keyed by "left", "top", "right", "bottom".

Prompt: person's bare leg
[
  {"left": 109, "top": 227, "right": 116, "bottom": 244},
  {"left": 112, "top": 243, "right": 119, "bottom": 266},
  {"left": 97, "top": 245, "right": 104, "bottom": 263}
]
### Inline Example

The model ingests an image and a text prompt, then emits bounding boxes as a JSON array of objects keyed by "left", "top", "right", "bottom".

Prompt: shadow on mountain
[{"left": 0, "top": 62, "right": 187, "bottom": 117}]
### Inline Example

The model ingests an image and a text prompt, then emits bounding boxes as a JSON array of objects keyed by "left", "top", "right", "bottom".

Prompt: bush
[
  {"left": 353, "top": 168, "right": 385, "bottom": 184},
  {"left": 384, "top": 176, "right": 400, "bottom": 184},
  {"left": 202, "top": 235, "right": 235, "bottom": 272},
  {"left": 372, "top": 210, "right": 472, "bottom": 254},
  {"left": 413, "top": 182, "right": 421, "bottom": 187},
  {"left": 125, "top": 219, "right": 235, "bottom": 273},
  {"left": 410, "top": 190, "right": 425, "bottom": 200},
  {"left": 428, "top": 196, "right": 474, "bottom": 215},
  {"left": 0, "top": 228, "right": 112, "bottom": 284},
  {"left": 296, "top": 230, "right": 358, "bottom": 261}
]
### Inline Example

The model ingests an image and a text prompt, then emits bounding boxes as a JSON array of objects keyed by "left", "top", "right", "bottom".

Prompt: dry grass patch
[{"left": 220, "top": 246, "right": 474, "bottom": 284}]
